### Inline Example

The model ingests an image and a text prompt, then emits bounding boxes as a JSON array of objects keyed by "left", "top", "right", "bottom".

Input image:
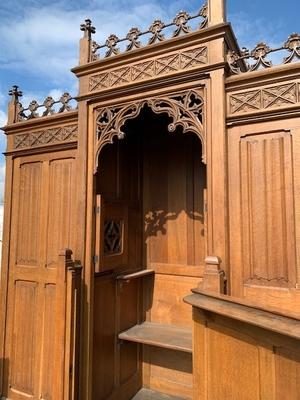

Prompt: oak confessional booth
[{"left": 1, "top": 0, "right": 300, "bottom": 399}]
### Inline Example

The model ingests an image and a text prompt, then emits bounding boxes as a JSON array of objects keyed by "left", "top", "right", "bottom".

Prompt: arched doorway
[{"left": 92, "top": 101, "right": 206, "bottom": 400}]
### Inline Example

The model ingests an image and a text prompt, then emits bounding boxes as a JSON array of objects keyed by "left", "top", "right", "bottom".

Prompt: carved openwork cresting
[
  {"left": 95, "top": 89, "right": 205, "bottom": 171},
  {"left": 87, "top": 3, "right": 208, "bottom": 61},
  {"left": 228, "top": 33, "right": 300, "bottom": 74},
  {"left": 8, "top": 87, "right": 77, "bottom": 123}
]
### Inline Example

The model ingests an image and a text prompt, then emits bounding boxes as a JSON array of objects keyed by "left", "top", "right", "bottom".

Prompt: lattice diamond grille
[{"left": 104, "top": 220, "right": 123, "bottom": 255}]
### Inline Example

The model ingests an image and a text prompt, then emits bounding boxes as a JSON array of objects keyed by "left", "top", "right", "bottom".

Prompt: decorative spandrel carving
[
  {"left": 229, "top": 82, "right": 300, "bottom": 115},
  {"left": 89, "top": 46, "right": 208, "bottom": 92},
  {"left": 90, "top": 2, "right": 208, "bottom": 60},
  {"left": 228, "top": 33, "right": 300, "bottom": 75},
  {"left": 13, "top": 124, "right": 78, "bottom": 150},
  {"left": 104, "top": 220, "right": 123, "bottom": 255},
  {"left": 95, "top": 89, "right": 205, "bottom": 171}
]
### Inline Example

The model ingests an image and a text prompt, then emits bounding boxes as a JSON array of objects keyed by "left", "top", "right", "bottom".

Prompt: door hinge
[
  {"left": 93, "top": 255, "right": 99, "bottom": 264},
  {"left": 94, "top": 205, "right": 100, "bottom": 214}
]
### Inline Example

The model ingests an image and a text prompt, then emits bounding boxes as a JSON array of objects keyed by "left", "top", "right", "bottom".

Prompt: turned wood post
[
  {"left": 7, "top": 85, "right": 23, "bottom": 125},
  {"left": 79, "top": 19, "right": 96, "bottom": 65},
  {"left": 202, "top": 256, "right": 226, "bottom": 293},
  {"left": 208, "top": 0, "right": 226, "bottom": 25}
]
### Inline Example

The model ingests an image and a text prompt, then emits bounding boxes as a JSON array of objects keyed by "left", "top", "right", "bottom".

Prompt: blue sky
[{"left": 0, "top": 0, "right": 299, "bottom": 203}]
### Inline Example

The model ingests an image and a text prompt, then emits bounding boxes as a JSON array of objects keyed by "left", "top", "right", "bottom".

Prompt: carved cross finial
[
  {"left": 9, "top": 85, "right": 23, "bottom": 101},
  {"left": 80, "top": 19, "right": 96, "bottom": 39}
]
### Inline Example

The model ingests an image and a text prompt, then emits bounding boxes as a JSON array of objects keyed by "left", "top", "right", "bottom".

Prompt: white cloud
[{"left": 0, "top": 1, "right": 173, "bottom": 87}]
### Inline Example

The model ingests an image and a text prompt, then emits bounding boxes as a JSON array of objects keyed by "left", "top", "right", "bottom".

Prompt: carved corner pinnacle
[{"left": 201, "top": 256, "right": 226, "bottom": 293}]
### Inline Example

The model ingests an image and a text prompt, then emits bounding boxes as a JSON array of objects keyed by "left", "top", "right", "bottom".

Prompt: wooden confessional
[
  {"left": 1, "top": 0, "right": 300, "bottom": 399},
  {"left": 92, "top": 107, "right": 206, "bottom": 399}
]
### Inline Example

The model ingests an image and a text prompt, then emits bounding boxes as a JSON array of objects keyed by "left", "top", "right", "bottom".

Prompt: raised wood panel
[
  {"left": 274, "top": 347, "right": 300, "bottom": 399},
  {"left": 16, "top": 162, "right": 43, "bottom": 267},
  {"left": 148, "top": 347, "right": 193, "bottom": 399},
  {"left": 192, "top": 303, "right": 300, "bottom": 400},
  {"left": 206, "top": 324, "right": 260, "bottom": 400},
  {"left": 46, "top": 159, "right": 75, "bottom": 268},
  {"left": 228, "top": 121, "right": 300, "bottom": 313},
  {"left": 93, "top": 277, "right": 116, "bottom": 400},
  {"left": 40, "top": 284, "right": 56, "bottom": 400},
  {"left": 93, "top": 276, "right": 141, "bottom": 400},
  {"left": 150, "top": 274, "right": 197, "bottom": 328},
  {"left": 10, "top": 280, "right": 38, "bottom": 397},
  {"left": 240, "top": 131, "right": 296, "bottom": 287},
  {"left": 143, "top": 131, "right": 205, "bottom": 270}
]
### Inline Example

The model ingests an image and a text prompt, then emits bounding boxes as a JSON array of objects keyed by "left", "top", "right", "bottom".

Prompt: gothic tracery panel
[{"left": 95, "top": 89, "right": 205, "bottom": 171}]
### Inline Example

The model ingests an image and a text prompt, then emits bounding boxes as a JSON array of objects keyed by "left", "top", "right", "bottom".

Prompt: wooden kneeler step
[
  {"left": 118, "top": 321, "right": 192, "bottom": 353},
  {"left": 131, "top": 388, "right": 185, "bottom": 400}
]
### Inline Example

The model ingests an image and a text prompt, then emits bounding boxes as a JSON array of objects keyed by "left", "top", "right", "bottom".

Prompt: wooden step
[
  {"left": 119, "top": 322, "right": 192, "bottom": 353},
  {"left": 131, "top": 388, "right": 185, "bottom": 400}
]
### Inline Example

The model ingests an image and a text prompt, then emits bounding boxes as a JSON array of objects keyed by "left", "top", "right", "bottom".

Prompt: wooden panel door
[
  {"left": 4, "top": 150, "right": 76, "bottom": 400},
  {"left": 228, "top": 121, "right": 300, "bottom": 315}
]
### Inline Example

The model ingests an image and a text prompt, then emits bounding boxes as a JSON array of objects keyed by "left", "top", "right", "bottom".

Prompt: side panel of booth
[
  {"left": 228, "top": 117, "right": 300, "bottom": 313},
  {"left": 2, "top": 150, "right": 78, "bottom": 400}
]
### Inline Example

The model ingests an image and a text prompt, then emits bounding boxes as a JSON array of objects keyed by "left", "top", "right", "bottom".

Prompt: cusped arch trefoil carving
[{"left": 95, "top": 89, "right": 205, "bottom": 172}]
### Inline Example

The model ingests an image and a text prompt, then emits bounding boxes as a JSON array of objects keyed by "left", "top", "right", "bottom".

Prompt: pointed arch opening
[{"left": 93, "top": 96, "right": 207, "bottom": 399}]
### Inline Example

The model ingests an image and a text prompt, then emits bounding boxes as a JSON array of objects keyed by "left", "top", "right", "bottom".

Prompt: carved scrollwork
[
  {"left": 250, "top": 42, "right": 272, "bottom": 70},
  {"left": 90, "top": 3, "right": 208, "bottom": 60},
  {"left": 148, "top": 20, "right": 165, "bottom": 45},
  {"left": 284, "top": 33, "right": 300, "bottom": 63},
  {"left": 228, "top": 33, "right": 300, "bottom": 75},
  {"left": 28, "top": 100, "right": 39, "bottom": 119},
  {"left": 42, "top": 96, "right": 55, "bottom": 116},
  {"left": 105, "top": 34, "right": 120, "bottom": 57},
  {"left": 95, "top": 89, "right": 205, "bottom": 171},
  {"left": 173, "top": 11, "right": 191, "bottom": 37},
  {"left": 126, "top": 28, "right": 141, "bottom": 51},
  {"left": 198, "top": 3, "right": 208, "bottom": 29}
]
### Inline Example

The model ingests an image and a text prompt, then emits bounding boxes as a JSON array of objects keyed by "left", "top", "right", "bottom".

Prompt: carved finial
[
  {"left": 80, "top": 19, "right": 96, "bottom": 39},
  {"left": 9, "top": 85, "right": 23, "bottom": 100}
]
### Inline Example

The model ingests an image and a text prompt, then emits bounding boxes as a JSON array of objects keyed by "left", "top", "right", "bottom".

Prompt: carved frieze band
[
  {"left": 89, "top": 46, "right": 208, "bottom": 92},
  {"left": 228, "top": 82, "right": 300, "bottom": 115},
  {"left": 13, "top": 124, "right": 78, "bottom": 150}
]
